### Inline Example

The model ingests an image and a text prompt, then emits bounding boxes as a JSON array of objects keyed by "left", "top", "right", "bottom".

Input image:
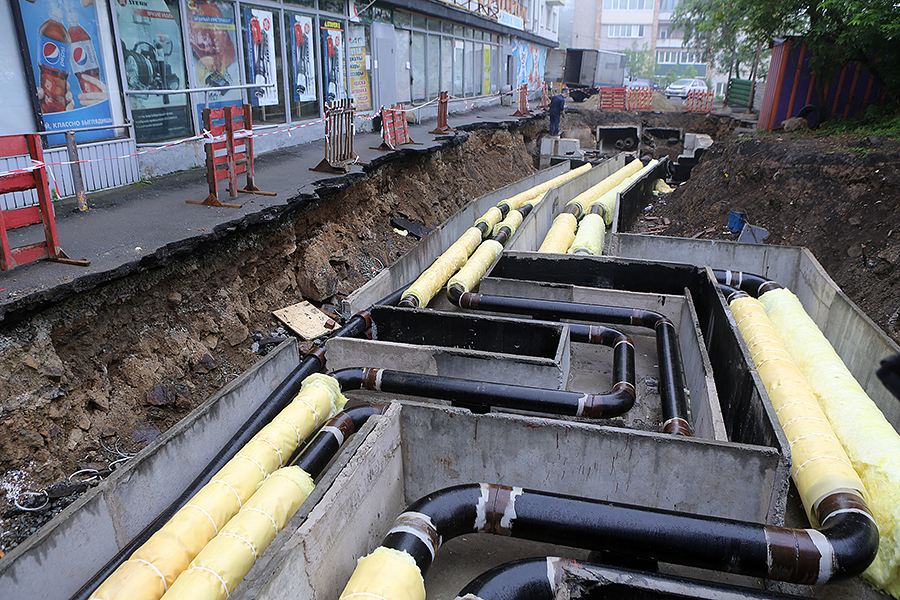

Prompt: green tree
[{"left": 622, "top": 42, "right": 656, "bottom": 79}]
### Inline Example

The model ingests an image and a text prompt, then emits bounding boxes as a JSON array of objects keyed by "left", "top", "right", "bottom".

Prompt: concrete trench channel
[{"left": 1, "top": 123, "right": 899, "bottom": 600}]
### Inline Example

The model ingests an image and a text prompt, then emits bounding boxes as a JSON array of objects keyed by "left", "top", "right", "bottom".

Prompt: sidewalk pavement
[{"left": 0, "top": 102, "right": 540, "bottom": 325}]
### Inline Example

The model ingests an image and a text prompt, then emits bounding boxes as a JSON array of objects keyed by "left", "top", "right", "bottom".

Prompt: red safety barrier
[
  {"left": 599, "top": 86, "right": 627, "bottom": 110},
  {"left": 511, "top": 84, "right": 530, "bottom": 116},
  {"left": 0, "top": 134, "right": 89, "bottom": 271},
  {"left": 685, "top": 90, "right": 715, "bottom": 114},
  {"left": 191, "top": 104, "right": 275, "bottom": 208},
  {"left": 627, "top": 86, "right": 652, "bottom": 110},
  {"left": 429, "top": 92, "right": 456, "bottom": 135},
  {"left": 372, "top": 104, "right": 420, "bottom": 151},
  {"left": 536, "top": 83, "right": 551, "bottom": 110},
  {"left": 311, "top": 99, "right": 361, "bottom": 174}
]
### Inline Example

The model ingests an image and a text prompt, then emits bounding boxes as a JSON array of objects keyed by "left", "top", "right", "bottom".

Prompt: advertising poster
[
  {"left": 289, "top": 14, "right": 316, "bottom": 103},
  {"left": 16, "top": 0, "right": 114, "bottom": 144},
  {"left": 347, "top": 27, "right": 371, "bottom": 110},
  {"left": 512, "top": 41, "right": 547, "bottom": 89},
  {"left": 320, "top": 21, "right": 346, "bottom": 104},
  {"left": 243, "top": 7, "right": 278, "bottom": 107},
  {"left": 483, "top": 47, "right": 491, "bottom": 95},
  {"left": 114, "top": 0, "right": 191, "bottom": 143},
  {"left": 186, "top": 1, "right": 242, "bottom": 118}
]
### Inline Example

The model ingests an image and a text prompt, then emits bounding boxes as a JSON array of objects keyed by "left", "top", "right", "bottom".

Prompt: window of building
[
  {"left": 608, "top": 24, "right": 644, "bottom": 38},
  {"left": 656, "top": 50, "right": 677, "bottom": 64},
  {"left": 603, "top": 0, "right": 651, "bottom": 10},
  {"left": 658, "top": 28, "right": 668, "bottom": 40},
  {"left": 680, "top": 52, "right": 704, "bottom": 64},
  {"left": 659, "top": 0, "right": 681, "bottom": 10},
  {"left": 319, "top": 0, "right": 345, "bottom": 15}
]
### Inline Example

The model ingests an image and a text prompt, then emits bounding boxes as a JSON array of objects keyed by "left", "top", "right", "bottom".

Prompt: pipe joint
[{"left": 662, "top": 417, "right": 691, "bottom": 436}]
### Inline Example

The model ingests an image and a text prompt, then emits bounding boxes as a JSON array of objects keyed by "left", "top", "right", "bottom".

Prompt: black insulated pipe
[
  {"left": 332, "top": 354, "right": 636, "bottom": 419},
  {"left": 712, "top": 269, "right": 783, "bottom": 298},
  {"left": 456, "top": 292, "right": 691, "bottom": 435},
  {"left": 70, "top": 288, "right": 404, "bottom": 600},
  {"left": 289, "top": 404, "right": 386, "bottom": 475},
  {"left": 456, "top": 556, "right": 813, "bottom": 600},
  {"left": 381, "top": 483, "right": 878, "bottom": 585}
]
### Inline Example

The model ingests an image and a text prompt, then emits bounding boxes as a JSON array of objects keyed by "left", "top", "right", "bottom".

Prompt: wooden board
[{"left": 273, "top": 300, "right": 335, "bottom": 340}]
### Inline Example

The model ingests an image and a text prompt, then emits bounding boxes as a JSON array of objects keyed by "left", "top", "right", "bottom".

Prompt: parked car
[{"left": 664, "top": 78, "right": 708, "bottom": 99}]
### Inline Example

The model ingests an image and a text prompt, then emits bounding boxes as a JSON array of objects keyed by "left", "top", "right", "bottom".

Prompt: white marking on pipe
[
  {"left": 781, "top": 415, "right": 830, "bottom": 429},
  {"left": 788, "top": 433, "right": 836, "bottom": 447},
  {"left": 794, "top": 455, "right": 853, "bottom": 478},
  {"left": 244, "top": 506, "right": 280, "bottom": 533},
  {"left": 725, "top": 270, "right": 734, "bottom": 286},
  {"left": 499, "top": 487, "right": 523, "bottom": 530},
  {"left": 132, "top": 559, "right": 168, "bottom": 592},
  {"left": 236, "top": 452, "right": 269, "bottom": 478},
  {"left": 211, "top": 479, "right": 243, "bottom": 509},
  {"left": 191, "top": 566, "right": 231, "bottom": 597},
  {"left": 374, "top": 369, "right": 384, "bottom": 391},
  {"left": 546, "top": 557, "right": 560, "bottom": 594},
  {"left": 185, "top": 503, "right": 219, "bottom": 534},
  {"left": 820, "top": 507, "right": 875, "bottom": 525},
  {"left": 807, "top": 529, "right": 835, "bottom": 584},
  {"left": 576, "top": 394, "right": 587, "bottom": 417},
  {"left": 321, "top": 425, "right": 345, "bottom": 446},
  {"left": 257, "top": 437, "right": 284, "bottom": 466},
  {"left": 388, "top": 511, "right": 441, "bottom": 559},
  {"left": 475, "top": 484, "right": 490, "bottom": 532},
  {"left": 295, "top": 397, "right": 321, "bottom": 427},
  {"left": 220, "top": 531, "right": 259, "bottom": 560}
]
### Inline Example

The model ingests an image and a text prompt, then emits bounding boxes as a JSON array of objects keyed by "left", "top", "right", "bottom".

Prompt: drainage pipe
[
  {"left": 450, "top": 292, "right": 691, "bottom": 435},
  {"left": 73, "top": 288, "right": 404, "bottom": 600},
  {"left": 339, "top": 482, "right": 877, "bottom": 600},
  {"left": 330, "top": 334, "right": 635, "bottom": 417},
  {"left": 456, "top": 556, "right": 813, "bottom": 600},
  {"left": 158, "top": 406, "right": 385, "bottom": 600}
]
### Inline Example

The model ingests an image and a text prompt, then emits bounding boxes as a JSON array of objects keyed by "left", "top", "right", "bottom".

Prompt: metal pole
[{"left": 65, "top": 131, "right": 87, "bottom": 211}]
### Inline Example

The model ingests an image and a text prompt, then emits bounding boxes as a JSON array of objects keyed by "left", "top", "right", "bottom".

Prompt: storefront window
[
  {"left": 319, "top": 0, "right": 345, "bottom": 16},
  {"left": 394, "top": 28, "right": 411, "bottom": 103},
  {"left": 426, "top": 34, "right": 439, "bottom": 100},
  {"left": 411, "top": 14, "right": 426, "bottom": 29},
  {"left": 410, "top": 31, "right": 425, "bottom": 102},
  {"left": 464, "top": 40, "right": 474, "bottom": 96},
  {"left": 114, "top": 0, "right": 191, "bottom": 143},
  {"left": 243, "top": 6, "right": 285, "bottom": 124},
  {"left": 394, "top": 11, "right": 410, "bottom": 28},
  {"left": 441, "top": 37, "right": 452, "bottom": 95},
  {"left": 287, "top": 13, "right": 318, "bottom": 120},
  {"left": 491, "top": 45, "right": 499, "bottom": 93},
  {"left": 285, "top": 0, "right": 317, "bottom": 9},
  {"left": 320, "top": 19, "right": 347, "bottom": 103},
  {"left": 348, "top": 24, "right": 373, "bottom": 110},
  {"left": 186, "top": 1, "right": 242, "bottom": 128},
  {"left": 452, "top": 38, "right": 463, "bottom": 96}
]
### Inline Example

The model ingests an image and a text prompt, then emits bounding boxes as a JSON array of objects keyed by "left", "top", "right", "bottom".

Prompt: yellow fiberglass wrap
[
  {"left": 491, "top": 209, "right": 524, "bottom": 237},
  {"left": 90, "top": 374, "right": 346, "bottom": 600},
  {"left": 474, "top": 206, "right": 504, "bottom": 236},
  {"left": 729, "top": 297, "right": 866, "bottom": 523},
  {"left": 339, "top": 547, "right": 426, "bottom": 600},
  {"left": 161, "top": 467, "right": 315, "bottom": 600},
  {"left": 591, "top": 159, "right": 659, "bottom": 227},
  {"left": 759, "top": 287, "right": 900, "bottom": 597},
  {"left": 499, "top": 163, "right": 592, "bottom": 212},
  {"left": 565, "top": 159, "right": 643, "bottom": 215},
  {"left": 448, "top": 240, "right": 503, "bottom": 293},
  {"left": 402, "top": 227, "right": 482, "bottom": 307},
  {"left": 568, "top": 213, "right": 606, "bottom": 256},
  {"left": 538, "top": 213, "right": 578, "bottom": 253}
]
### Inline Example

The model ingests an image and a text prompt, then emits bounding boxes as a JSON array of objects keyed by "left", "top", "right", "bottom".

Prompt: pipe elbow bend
[
  {"left": 582, "top": 386, "right": 635, "bottom": 419},
  {"left": 820, "top": 511, "right": 880, "bottom": 581}
]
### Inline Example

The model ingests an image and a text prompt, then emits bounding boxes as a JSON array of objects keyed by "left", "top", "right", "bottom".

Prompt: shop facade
[{"left": 1, "top": 0, "right": 556, "bottom": 193}]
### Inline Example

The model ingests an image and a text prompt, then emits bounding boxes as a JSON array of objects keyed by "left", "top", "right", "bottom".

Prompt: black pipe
[
  {"left": 455, "top": 292, "right": 691, "bottom": 435},
  {"left": 289, "top": 405, "right": 386, "bottom": 476},
  {"left": 379, "top": 483, "right": 878, "bottom": 584},
  {"left": 712, "top": 270, "right": 783, "bottom": 298},
  {"left": 457, "top": 557, "right": 813, "bottom": 600},
  {"left": 331, "top": 355, "right": 635, "bottom": 419},
  {"left": 70, "top": 288, "right": 404, "bottom": 600}
]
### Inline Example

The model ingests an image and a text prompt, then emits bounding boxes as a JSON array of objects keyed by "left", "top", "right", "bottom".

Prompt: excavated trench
[{"left": 0, "top": 111, "right": 738, "bottom": 555}]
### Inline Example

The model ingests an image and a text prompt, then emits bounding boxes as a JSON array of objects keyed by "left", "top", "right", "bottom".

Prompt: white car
[{"left": 665, "top": 78, "right": 708, "bottom": 99}]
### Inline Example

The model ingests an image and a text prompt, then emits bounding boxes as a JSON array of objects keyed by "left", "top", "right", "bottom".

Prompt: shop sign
[
  {"left": 244, "top": 8, "right": 278, "bottom": 106},
  {"left": 16, "top": 0, "right": 115, "bottom": 144},
  {"left": 498, "top": 10, "right": 524, "bottom": 30}
]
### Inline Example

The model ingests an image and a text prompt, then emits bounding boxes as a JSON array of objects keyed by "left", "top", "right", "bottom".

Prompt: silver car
[{"left": 664, "top": 78, "right": 708, "bottom": 99}]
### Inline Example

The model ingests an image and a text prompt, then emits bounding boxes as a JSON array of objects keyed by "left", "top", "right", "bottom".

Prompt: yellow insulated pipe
[
  {"left": 759, "top": 288, "right": 900, "bottom": 597},
  {"left": 499, "top": 162, "right": 592, "bottom": 212},
  {"left": 729, "top": 297, "right": 867, "bottom": 523},
  {"left": 564, "top": 158, "right": 643, "bottom": 216},
  {"left": 401, "top": 226, "right": 482, "bottom": 308},
  {"left": 161, "top": 467, "right": 315, "bottom": 600},
  {"left": 590, "top": 158, "right": 660, "bottom": 227},
  {"left": 447, "top": 239, "right": 504, "bottom": 294},
  {"left": 339, "top": 547, "right": 425, "bottom": 600},
  {"left": 90, "top": 374, "right": 346, "bottom": 600},
  {"left": 568, "top": 213, "right": 606, "bottom": 255},
  {"left": 538, "top": 213, "right": 578, "bottom": 253}
]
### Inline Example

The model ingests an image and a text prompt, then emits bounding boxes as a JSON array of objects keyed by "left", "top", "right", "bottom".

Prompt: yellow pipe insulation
[
  {"left": 491, "top": 208, "right": 524, "bottom": 237},
  {"left": 590, "top": 159, "right": 660, "bottom": 227},
  {"left": 90, "top": 374, "right": 346, "bottom": 600},
  {"left": 473, "top": 206, "right": 504, "bottom": 236},
  {"left": 498, "top": 163, "right": 592, "bottom": 212},
  {"left": 538, "top": 213, "right": 578, "bottom": 253},
  {"left": 729, "top": 297, "right": 866, "bottom": 523},
  {"left": 568, "top": 213, "right": 606, "bottom": 255},
  {"left": 339, "top": 547, "right": 426, "bottom": 600},
  {"left": 565, "top": 159, "right": 643, "bottom": 215},
  {"left": 759, "top": 288, "right": 900, "bottom": 597},
  {"left": 448, "top": 239, "right": 504, "bottom": 293},
  {"left": 161, "top": 467, "right": 315, "bottom": 600},
  {"left": 401, "top": 227, "right": 483, "bottom": 308}
]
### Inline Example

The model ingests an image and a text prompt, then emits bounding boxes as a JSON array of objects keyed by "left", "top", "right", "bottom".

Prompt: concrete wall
[
  {"left": 0, "top": 341, "right": 300, "bottom": 600},
  {"left": 611, "top": 233, "right": 900, "bottom": 429}
]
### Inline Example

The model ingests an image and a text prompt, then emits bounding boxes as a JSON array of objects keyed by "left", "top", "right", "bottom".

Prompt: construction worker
[{"left": 548, "top": 88, "right": 568, "bottom": 136}]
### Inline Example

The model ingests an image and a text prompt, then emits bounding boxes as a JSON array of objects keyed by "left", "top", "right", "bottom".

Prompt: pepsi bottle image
[
  {"left": 68, "top": 10, "right": 101, "bottom": 94},
  {"left": 37, "top": 3, "right": 71, "bottom": 113}
]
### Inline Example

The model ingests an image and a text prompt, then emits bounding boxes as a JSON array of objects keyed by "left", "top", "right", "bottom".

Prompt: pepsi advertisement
[{"left": 16, "top": 0, "right": 114, "bottom": 145}]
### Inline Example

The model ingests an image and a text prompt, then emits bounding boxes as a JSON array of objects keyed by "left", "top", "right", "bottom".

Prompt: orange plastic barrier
[
  {"left": 685, "top": 90, "right": 714, "bottom": 113},
  {"left": 373, "top": 104, "right": 419, "bottom": 151},
  {"left": 0, "top": 134, "right": 89, "bottom": 271},
  {"left": 599, "top": 86, "right": 627, "bottom": 110}
]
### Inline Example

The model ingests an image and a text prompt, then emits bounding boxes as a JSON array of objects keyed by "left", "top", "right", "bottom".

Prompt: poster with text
[
  {"left": 187, "top": 0, "right": 242, "bottom": 117},
  {"left": 289, "top": 15, "right": 316, "bottom": 103},
  {"left": 16, "top": 0, "right": 114, "bottom": 144},
  {"left": 512, "top": 41, "right": 547, "bottom": 89},
  {"left": 114, "top": 0, "right": 191, "bottom": 143},
  {"left": 320, "top": 21, "right": 346, "bottom": 104},
  {"left": 348, "top": 27, "right": 371, "bottom": 110},
  {"left": 244, "top": 7, "right": 278, "bottom": 106}
]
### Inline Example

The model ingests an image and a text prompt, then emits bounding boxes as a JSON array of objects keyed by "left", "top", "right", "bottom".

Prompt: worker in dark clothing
[{"left": 548, "top": 89, "right": 568, "bottom": 136}]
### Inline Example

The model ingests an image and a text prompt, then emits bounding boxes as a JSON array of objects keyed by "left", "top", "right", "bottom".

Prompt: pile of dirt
[{"left": 635, "top": 132, "right": 900, "bottom": 345}]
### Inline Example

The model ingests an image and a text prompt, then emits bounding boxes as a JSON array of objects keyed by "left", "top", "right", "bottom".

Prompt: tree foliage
[
  {"left": 673, "top": 0, "right": 899, "bottom": 110},
  {"left": 622, "top": 42, "right": 656, "bottom": 79}
]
